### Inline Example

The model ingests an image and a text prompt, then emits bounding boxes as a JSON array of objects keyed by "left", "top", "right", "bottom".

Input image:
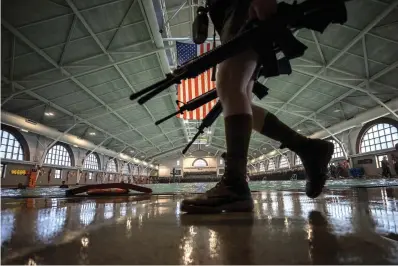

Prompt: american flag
[{"left": 176, "top": 42, "right": 217, "bottom": 120}]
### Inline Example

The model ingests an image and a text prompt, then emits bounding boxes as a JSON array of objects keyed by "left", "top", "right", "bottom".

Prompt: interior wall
[
  {"left": 1, "top": 125, "right": 155, "bottom": 187},
  {"left": 250, "top": 116, "right": 398, "bottom": 177}
]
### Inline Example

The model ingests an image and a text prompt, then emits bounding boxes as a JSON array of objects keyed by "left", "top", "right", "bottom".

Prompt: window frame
[
  {"left": 278, "top": 155, "right": 290, "bottom": 169},
  {"left": 54, "top": 169, "right": 62, "bottom": 179},
  {"left": 295, "top": 154, "right": 302, "bottom": 166},
  {"left": 359, "top": 123, "right": 398, "bottom": 153},
  {"left": 327, "top": 139, "right": 345, "bottom": 159},
  {"left": 192, "top": 158, "right": 208, "bottom": 167},
  {"left": 44, "top": 144, "right": 73, "bottom": 167},
  {"left": 122, "top": 163, "right": 130, "bottom": 175},
  {"left": 106, "top": 159, "right": 117, "bottom": 173},
  {"left": 356, "top": 118, "right": 398, "bottom": 154},
  {"left": 88, "top": 172, "right": 93, "bottom": 180},
  {"left": 267, "top": 159, "right": 276, "bottom": 171},
  {"left": 1, "top": 129, "right": 24, "bottom": 161},
  {"left": 83, "top": 153, "right": 100, "bottom": 170}
]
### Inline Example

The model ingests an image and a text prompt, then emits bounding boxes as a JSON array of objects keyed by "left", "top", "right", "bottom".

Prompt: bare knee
[{"left": 216, "top": 51, "right": 258, "bottom": 116}]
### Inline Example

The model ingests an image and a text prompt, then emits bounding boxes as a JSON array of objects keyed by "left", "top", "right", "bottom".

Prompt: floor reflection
[{"left": 1, "top": 188, "right": 397, "bottom": 264}]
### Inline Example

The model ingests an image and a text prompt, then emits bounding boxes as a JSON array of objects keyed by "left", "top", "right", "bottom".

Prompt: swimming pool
[{"left": 1, "top": 179, "right": 398, "bottom": 198}]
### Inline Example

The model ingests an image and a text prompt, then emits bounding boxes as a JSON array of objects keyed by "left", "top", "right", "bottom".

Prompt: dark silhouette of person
[
  {"left": 59, "top": 181, "right": 69, "bottom": 188},
  {"left": 16, "top": 183, "right": 27, "bottom": 189},
  {"left": 381, "top": 156, "right": 392, "bottom": 178}
]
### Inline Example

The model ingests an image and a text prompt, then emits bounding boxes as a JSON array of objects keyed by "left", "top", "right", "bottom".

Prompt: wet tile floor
[{"left": 1, "top": 188, "right": 398, "bottom": 264}]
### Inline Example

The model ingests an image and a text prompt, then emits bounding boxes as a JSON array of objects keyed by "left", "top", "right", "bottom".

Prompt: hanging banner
[{"left": 28, "top": 168, "right": 38, "bottom": 188}]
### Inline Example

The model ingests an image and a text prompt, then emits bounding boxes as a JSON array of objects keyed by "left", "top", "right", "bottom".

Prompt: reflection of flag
[{"left": 176, "top": 42, "right": 217, "bottom": 120}]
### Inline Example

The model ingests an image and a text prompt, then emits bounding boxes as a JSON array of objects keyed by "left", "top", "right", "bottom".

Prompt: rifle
[
  {"left": 155, "top": 79, "right": 271, "bottom": 125},
  {"left": 182, "top": 82, "right": 269, "bottom": 154},
  {"left": 130, "top": 0, "right": 348, "bottom": 105}
]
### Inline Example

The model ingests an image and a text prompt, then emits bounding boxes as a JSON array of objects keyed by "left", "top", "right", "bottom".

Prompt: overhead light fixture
[
  {"left": 130, "top": 150, "right": 135, "bottom": 153},
  {"left": 141, "top": 155, "right": 145, "bottom": 158},
  {"left": 89, "top": 132, "right": 96, "bottom": 136},
  {"left": 297, "top": 129, "right": 301, "bottom": 132},
  {"left": 21, "top": 129, "right": 29, "bottom": 133},
  {"left": 333, "top": 109, "right": 341, "bottom": 112},
  {"left": 44, "top": 112, "right": 54, "bottom": 116},
  {"left": 73, "top": 145, "right": 78, "bottom": 148},
  {"left": 205, "top": 144, "right": 209, "bottom": 147}
]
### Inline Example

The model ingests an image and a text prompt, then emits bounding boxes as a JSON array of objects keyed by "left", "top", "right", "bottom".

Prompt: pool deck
[{"left": 1, "top": 188, "right": 398, "bottom": 264}]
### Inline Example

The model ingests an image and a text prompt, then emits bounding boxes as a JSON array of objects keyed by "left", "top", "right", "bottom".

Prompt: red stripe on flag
[{"left": 176, "top": 42, "right": 217, "bottom": 121}]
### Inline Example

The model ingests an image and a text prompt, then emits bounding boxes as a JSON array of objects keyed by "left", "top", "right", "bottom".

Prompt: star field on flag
[{"left": 176, "top": 42, "right": 217, "bottom": 121}]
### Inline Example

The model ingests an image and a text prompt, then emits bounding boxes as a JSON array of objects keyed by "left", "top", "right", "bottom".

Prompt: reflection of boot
[
  {"left": 180, "top": 213, "right": 254, "bottom": 264},
  {"left": 308, "top": 211, "right": 339, "bottom": 264}
]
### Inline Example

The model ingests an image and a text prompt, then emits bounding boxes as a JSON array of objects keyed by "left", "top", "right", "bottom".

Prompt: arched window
[
  {"left": 122, "top": 163, "right": 130, "bottom": 174},
  {"left": 1, "top": 129, "right": 24, "bottom": 161},
  {"left": 259, "top": 162, "right": 265, "bottom": 172},
  {"left": 359, "top": 123, "right": 398, "bottom": 153},
  {"left": 328, "top": 139, "right": 345, "bottom": 159},
  {"left": 106, "top": 159, "right": 117, "bottom": 172},
  {"left": 192, "top": 158, "right": 208, "bottom": 167},
  {"left": 267, "top": 159, "right": 276, "bottom": 171},
  {"left": 295, "top": 154, "right": 302, "bottom": 166},
  {"left": 279, "top": 155, "right": 289, "bottom": 168},
  {"left": 83, "top": 153, "right": 100, "bottom": 170},
  {"left": 44, "top": 144, "right": 72, "bottom": 166}
]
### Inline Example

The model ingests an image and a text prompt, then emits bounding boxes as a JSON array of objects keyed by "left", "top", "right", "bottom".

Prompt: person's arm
[{"left": 249, "top": 0, "right": 278, "bottom": 21}]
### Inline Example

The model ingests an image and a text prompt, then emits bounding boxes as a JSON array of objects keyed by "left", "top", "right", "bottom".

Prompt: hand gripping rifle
[{"left": 130, "top": 0, "right": 349, "bottom": 105}]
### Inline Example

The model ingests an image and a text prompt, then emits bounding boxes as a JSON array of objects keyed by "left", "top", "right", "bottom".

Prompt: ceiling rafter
[
  {"left": 2, "top": 75, "right": 146, "bottom": 156},
  {"left": 272, "top": 1, "right": 397, "bottom": 117},
  {"left": 64, "top": 0, "right": 175, "bottom": 149},
  {"left": 2, "top": 18, "right": 164, "bottom": 152}
]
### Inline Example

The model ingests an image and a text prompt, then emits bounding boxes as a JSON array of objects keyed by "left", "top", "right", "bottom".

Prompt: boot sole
[
  {"left": 305, "top": 141, "right": 334, "bottom": 199},
  {"left": 180, "top": 199, "right": 254, "bottom": 214}
]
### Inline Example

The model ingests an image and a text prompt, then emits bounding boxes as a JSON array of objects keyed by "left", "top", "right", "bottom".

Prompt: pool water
[{"left": 1, "top": 179, "right": 398, "bottom": 198}]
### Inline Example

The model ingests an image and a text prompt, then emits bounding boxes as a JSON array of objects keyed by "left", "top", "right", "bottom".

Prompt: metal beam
[
  {"left": 59, "top": 15, "right": 77, "bottom": 66},
  {"left": 10, "top": 35, "right": 16, "bottom": 92},
  {"left": 2, "top": 76, "right": 147, "bottom": 158},
  {"left": 294, "top": 66, "right": 398, "bottom": 119},
  {"left": 2, "top": 18, "right": 163, "bottom": 152},
  {"left": 64, "top": 0, "right": 174, "bottom": 149},
  {"left": 138, "top": 0, "right": 190, "bottom": 143},
  {"left": 2, "top": 44, "right": 173, "bottom": 104},
  {"left": 272, "top": 1, "right": 398, "bottom": 116},
  {"left": 311, "top": 30, "right": 325, "bottom": 65},
  {"left": 81, "top": 137, "right": 112, "bottom": 170},
  {"left": 39, "top": 123, "right": 78, "bottom": 166}
]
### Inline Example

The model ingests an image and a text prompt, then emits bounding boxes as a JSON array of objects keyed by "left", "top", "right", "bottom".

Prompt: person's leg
[
  {"left": 251, "top": 104, "right": 334, "bottom": 198},
  {"left": 216, "top": 50, "right": 258, "bottom": 187},
  {"left": 180, "top": 50, "right": 258, "bottom": 213},
  {"left": 180, "top": 0, "right": 259, "bottom": 213}
]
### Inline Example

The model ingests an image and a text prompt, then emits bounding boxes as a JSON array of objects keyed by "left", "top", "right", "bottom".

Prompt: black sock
[
  {"left": 224, "top": 114, "right": 252, "bottom": 184},
  {"left": 260, "top": 113, "right": 308, "bottom": 152}
]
